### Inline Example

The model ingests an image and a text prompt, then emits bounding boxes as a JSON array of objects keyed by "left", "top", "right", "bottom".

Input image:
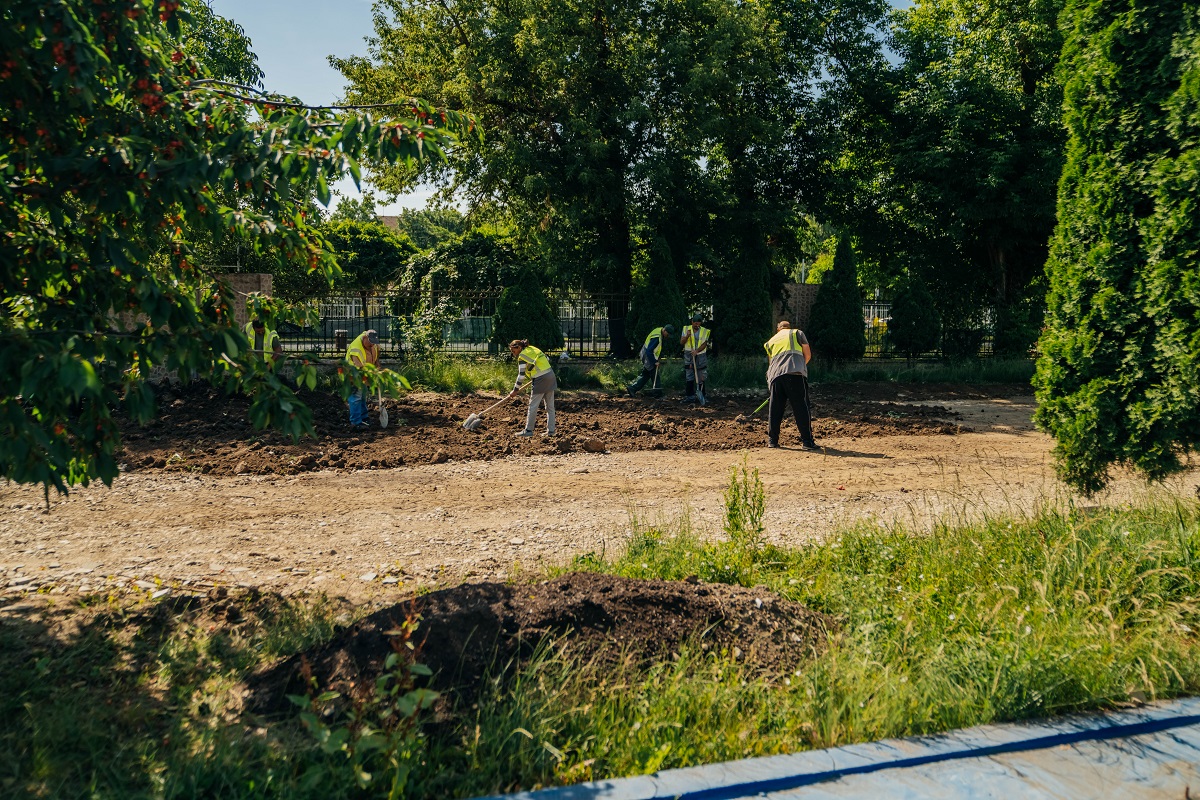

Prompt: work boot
[
  {"left": 799, "top": 440, "right": 819, "bottom": 451},
  {"left": 542, "top": 430, "right": 555, "bottom": 438},
  {"left": 682, "top": 395, "right": 697, "bottom": 403},
  {"left": 767, "top": 439, "right": 780, "bottom": 449},
  {"left": 514, "top": 430, "right": 533, "bottom": 438}
]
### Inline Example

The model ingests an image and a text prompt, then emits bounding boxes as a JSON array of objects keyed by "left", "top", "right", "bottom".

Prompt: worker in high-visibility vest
[
  {"left": 626, "top": 324, "right": 675, "bottom": 396},
  {"left": 763, "top": 320, "right": 818, "bottom": 450},
  {"left": 506, "top": 339, "right": 556, "bottom": 437},
  {"left": 680, "top": 313, "right": 710, "bottom": 403},
  {"left": 244, "top": 317, "right": 283, "bottom": 366},
  {"left": 345, "top": 329, "right": 379, "bottom": 427}
]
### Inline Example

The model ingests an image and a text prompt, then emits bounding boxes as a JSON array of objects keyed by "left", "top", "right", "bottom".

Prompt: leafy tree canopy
[
  {"left": 0, "top": 0, "right": 477, "bottom": 496},
  {"left": 333, "top": 0, "right": 866, "bottom": 355},
  {"left": 391, "top": 206, "right": 467, "bottom": 251},
  {"left": 817, "top": 0, "right": 1065, "bottom": 336},
  {"left": 401, "top": 227, "right": 528, "bottom": 294}
]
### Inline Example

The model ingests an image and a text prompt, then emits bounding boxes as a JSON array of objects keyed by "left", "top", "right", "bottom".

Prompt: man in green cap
[{"left": 626, "top": 324, "right": 675, "bottom": 396}]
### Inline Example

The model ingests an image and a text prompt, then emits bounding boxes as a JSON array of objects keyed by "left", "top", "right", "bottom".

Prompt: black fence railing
[
  {"left": 276, "top": 290, "right": 630, "bottom": 357},
  {"left": 276, "top": 293, "right": 995, "bottom": 359}
]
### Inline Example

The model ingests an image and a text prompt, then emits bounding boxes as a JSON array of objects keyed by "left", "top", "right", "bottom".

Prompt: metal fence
[
  {"left": 860, "top": 303, "right": 996, "bottom": 359},
  {"left": 276, "top": 289, "right": 629, "bottom": 357},
  {"left": 276, "top": 293, "right": 994, "bottom": 359}
]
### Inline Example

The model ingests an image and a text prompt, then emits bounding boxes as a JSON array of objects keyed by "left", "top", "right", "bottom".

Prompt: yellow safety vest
[
  {"left": 243, "top": 321, "right": 280, "bottom": 363},
  {"left": 682, "top": 325, "right": 710, "bottom": 353},
  {"left": 764, "top": 329, "right": 804, "bottom": 358},
  {"left": 345, "top": 332, "right": 377, "bottom": 368},
  {"left": 643, "top": 327, "right": 668, "bottom": 360},
  {"left": 518, "top": 345, "right": 553, "bottom": 377}
]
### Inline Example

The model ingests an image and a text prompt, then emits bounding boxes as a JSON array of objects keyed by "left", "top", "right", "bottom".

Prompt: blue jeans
[{"left": 349, "top": 389, "right": 368, "bottom": 425}]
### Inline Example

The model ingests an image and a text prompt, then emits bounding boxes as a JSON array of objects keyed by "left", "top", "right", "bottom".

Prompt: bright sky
[{"left": 206, "top": 0, "right": 435, "bottom": 213}]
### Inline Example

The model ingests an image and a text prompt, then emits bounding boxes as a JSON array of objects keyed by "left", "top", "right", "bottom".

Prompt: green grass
[
  {"left": 5, "top": 478, "right": 1196, "bottom": 798},
  {"left": 389, "top": 355, "right": 1034, "bottom": 395}
]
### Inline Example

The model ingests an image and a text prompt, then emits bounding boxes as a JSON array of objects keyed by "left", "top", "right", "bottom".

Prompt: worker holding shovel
[
  {"left": 626, "top": 324, "right": 675, "bottom": 397},
  {"left": 345, "top": 329, "right": 380, "bottom": 428},
  {"left": 507, "top": 339, "right": 556, "bottom": 438},
  {"left": 680, "top": 314, "right": 710, "bottom": 404},
  {"left": 244, "top": 316, "right": 284, "bottom": 366}
]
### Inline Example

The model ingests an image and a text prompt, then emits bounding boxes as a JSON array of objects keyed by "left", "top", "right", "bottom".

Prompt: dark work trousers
[{"left": 768, "top": 373, "right": 815, "bottom": 445}]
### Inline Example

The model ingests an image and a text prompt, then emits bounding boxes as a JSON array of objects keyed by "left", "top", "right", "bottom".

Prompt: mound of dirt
[
  {"left": 116, "top": 383, "right": 971, "bottom": 477},
  {"left": 249, "top": 572, "right": 832, "bottom": 714}
]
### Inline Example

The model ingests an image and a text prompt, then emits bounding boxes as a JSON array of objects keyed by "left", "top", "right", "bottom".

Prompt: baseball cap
[
  {"left": 663, "top": 324, "right": 676, "bottom": 336},
  {"left": 690, "top": 313, "right": 703, "bottom": 323},
  {"left": 365, "top": 329, "right": 379, "bottom": 344}
]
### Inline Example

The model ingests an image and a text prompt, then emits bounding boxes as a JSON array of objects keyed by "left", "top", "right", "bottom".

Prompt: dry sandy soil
[{"left": 3, "top": 384, "right": 1198, "bottom": 605}]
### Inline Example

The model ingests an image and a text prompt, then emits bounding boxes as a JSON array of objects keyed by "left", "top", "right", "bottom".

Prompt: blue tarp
[{"left": 477, "top": 697, "right": 1200, "bottom": 800}]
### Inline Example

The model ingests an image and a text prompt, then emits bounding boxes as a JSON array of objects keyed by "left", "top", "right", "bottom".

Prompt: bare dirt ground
[{"left": 3, "top": 384, "right": 1198, "bottom": 605}]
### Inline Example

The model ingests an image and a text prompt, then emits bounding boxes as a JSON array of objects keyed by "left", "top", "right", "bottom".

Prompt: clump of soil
[
  {"left": 249, "top": 572, "right": 832, "bottom": 714},
  {"left": 116, "top": 383, "right": 970, "bottom": 476}
]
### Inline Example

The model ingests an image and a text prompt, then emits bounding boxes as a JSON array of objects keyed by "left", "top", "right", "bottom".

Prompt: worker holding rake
[
  {"left": 507, "top": 339, "right": 556, "bottom": 438},
  {"left": 764, "top": 320, "right": 819, "bottom": 451},
  {"left": 680, "top": 313, "right": 710, "bottom": 403}
]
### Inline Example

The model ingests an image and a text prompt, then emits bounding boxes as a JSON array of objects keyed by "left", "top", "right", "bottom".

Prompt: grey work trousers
[{"left": 523, "top": 371, "right": 557, "bottom": 434}]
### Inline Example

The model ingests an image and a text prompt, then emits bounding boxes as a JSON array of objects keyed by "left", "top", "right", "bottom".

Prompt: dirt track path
[{"left": 3, "top": 396, "right": 1197, "bottom": 601}]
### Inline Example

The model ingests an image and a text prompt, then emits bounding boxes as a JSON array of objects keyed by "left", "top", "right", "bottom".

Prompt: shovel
[
  {"left": 378, "top": 387, "right": 389, "bottom": 428},
  {"left": 735, "top": 397, "right": 769, "bottom": 424},
  {"left": 644, "top": 363, "right": 663, "bottom": 398},
  {"left": 462, "top": 383, "right": 528, "bottom": 430},
  {"left": 692, "top": 351, "right": 706, "bottom": 406}
]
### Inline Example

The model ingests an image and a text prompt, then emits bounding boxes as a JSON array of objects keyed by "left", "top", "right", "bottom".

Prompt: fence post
[{"left": 334, "top": 330, "right": 347, "bottom": 353}]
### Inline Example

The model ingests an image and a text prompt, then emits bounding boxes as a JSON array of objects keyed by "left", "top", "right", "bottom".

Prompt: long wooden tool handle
[{"left": 478, "top": 382, "right": 530, "bottom": 417}]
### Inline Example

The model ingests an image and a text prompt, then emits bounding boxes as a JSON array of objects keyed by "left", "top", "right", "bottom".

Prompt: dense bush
[{"left": 492, "top": 268, "right": 564, "bottom": 352}]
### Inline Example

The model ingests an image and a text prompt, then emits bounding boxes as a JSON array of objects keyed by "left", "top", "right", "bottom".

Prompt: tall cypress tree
[
  {"left": 492, "top": 268, "right": 564, "bottom": 352},
  {"left": 626, "top": 240, "right": 687, "bottom": 354},
  {"left": 888, "top": 273, "right": 940, "bottom": 363},
  {"left": 808, "top": 237, "right": 866, "bottom": 363},
  {"left": 1034, "top": 0, "right": 1199, "bottom": 494}
]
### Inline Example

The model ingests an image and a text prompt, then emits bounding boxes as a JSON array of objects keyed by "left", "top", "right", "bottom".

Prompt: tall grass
[{"left": 4, "top": 491, "right": 1196, "bottom": 798}]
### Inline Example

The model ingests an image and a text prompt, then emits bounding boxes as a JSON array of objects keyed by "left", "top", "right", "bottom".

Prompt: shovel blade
[
  {"left": 463, "top": 414, "right": 481, "bottom": 430},
  {"left": 380, "top": 408, "right": 389, "bottom": 428}
]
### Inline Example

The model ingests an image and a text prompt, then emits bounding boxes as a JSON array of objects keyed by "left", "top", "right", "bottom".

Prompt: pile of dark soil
[
  {"left": 249, "top": 572, "right": 833, "bottom": 714},
  {"left": 116, "top": 382, "right": 975, "bottom": 476}
]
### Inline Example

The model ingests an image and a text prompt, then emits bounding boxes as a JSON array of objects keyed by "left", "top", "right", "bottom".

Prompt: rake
[{"left": 735, "top": 397, "right": 769, "bottom": 424}]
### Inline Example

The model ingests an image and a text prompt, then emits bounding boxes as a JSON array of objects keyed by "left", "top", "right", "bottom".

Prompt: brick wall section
[
  {"left": 143, "top": 272, "right": 273, "bottom": 384},
  {"left": 224, "top": 272, "right": 273, "bottom": 328},
  {"left": 774, "top": 283, "right": 820, "bottom": 333}
]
